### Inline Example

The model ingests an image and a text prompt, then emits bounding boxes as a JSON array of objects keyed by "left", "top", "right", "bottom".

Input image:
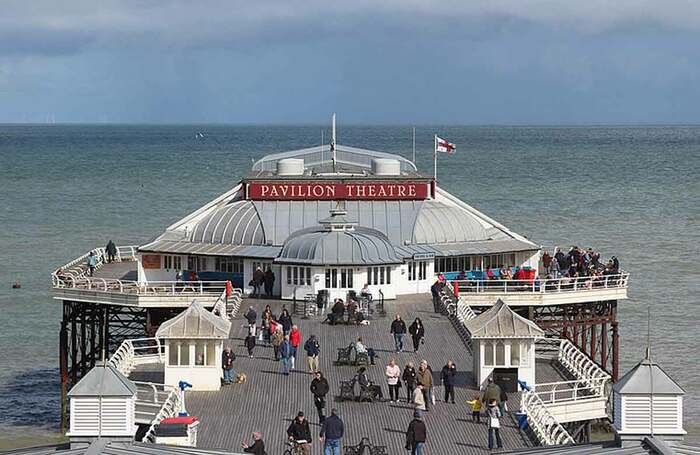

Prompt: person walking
[
  {"left": 482, "top": 377, "right": 502, "bottom": 409},
  {"left": 440, "top": 360, "right": 457, "bottom": 404},
  {"left": 252, "top": 266, "right": 264, "bottom": 298},
  {"left": 280, "top": 335, "right": 293, "bottom": 376},
  {"left": 105, "top": 240, "right": 117, "bottom": 263},
  {"left": 241, "top": 432, "right": 266, "bottom": 455},
  {"left": 486, "top": 399, "right": 504, "bottom": 450},
  {"left": 413, "top": 384, "right": 426, "bottom": 411},
  {"left": 303, "top": 334, "right": 321, "bottom": 374},
  {"left": 221, "top": 346, "right": 235, "bottom": 385},
  {"left": 416, "top": 361, "right": 433, "bottom": 411},
  {"left": 467, "top": 394, "right": 482, "bottom": 423},
  {"left": 408, "top": 318, "right": 425, "bottom": 353},
  {"left": 263, "top": 268, "right": 275, "bottom": 297},
  {"left": 405, "top": 410, "right": 427, "bottom": 455},
  {"left": 390, "top": 314, "right": 407, "bottom": 353},
  {"left": 498, "top": 383, "right": 509, "bottom": 416},
  {"left": 319, "top": 408, "right": 344, "bottom": 455},
  {"left": 271, "top": 326, "right": 284, "bottom": 361},
  {"left": 279, "top": 308, "right": 293, "bottom": 334},
  {"left": 287, "top": 412, "right": 312, "bottom": 455},
  {"left": 244, "top": 306, "right": 257, "bottom": 330},
  {"left": 385, "top": 359, "right": 402, "bottom": 403},
  {"left": 310, "top": 371, "right": 329, "bottom": 423},
  {"left": 87, "top": 251, "right": 97, "bottom": 276},
  {"left": 245, "top": 324, "right": 256, "bottom": 358},
  {"left": 289, "top": 325, "right": 301, "bottom": 370},
  {"left": 402, "top": 362, "right": 417, "bottom": 403}
]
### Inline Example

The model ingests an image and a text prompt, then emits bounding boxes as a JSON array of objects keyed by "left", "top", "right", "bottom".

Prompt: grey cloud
[{"left": 1, "top": 0, "right": 699, "bottom": 56}]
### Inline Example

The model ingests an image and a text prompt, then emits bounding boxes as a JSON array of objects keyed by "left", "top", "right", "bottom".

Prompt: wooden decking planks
[{"left": 184, "top": 295, "right": 548, "bottom": 454}]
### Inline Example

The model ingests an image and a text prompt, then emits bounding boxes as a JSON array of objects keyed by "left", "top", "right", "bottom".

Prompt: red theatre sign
[{"left": 248, "top": 182, "right": 429, "bottom": 201}]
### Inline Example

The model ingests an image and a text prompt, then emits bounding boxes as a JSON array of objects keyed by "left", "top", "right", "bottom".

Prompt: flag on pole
[{"left": 435, "top": 136, "right": 456, "bottom": 154}]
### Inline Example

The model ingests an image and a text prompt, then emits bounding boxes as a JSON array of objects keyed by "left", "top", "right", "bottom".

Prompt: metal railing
[
  {"left": 54, "top": 276, "right": 230, "bottom": 296},
  {"left": 108, "top": 337, "right": 164, "bottom": 376},
  {"left": 527, "top": 378, "right": 608, "bottom": 405},
  {"left": 557, "top": 338, "right": 611, "bottom": 388},
  {"left": 521, "top": 391, "right": 576, "bottom": 446},
  {"left": 451, "top": 272, "right": 629, "bottom": 295},
  {"left": 52, "top": 245, "right": 138, "bottom": 286},
  {"left": 141, "top": 386, "right": 182, "bottom": 443}
]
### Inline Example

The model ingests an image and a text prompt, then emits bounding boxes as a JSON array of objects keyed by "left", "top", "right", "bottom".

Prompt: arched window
[
  {"left": 484, "top": 341, "right": 494, "bottom": 366},
  {"left": 510, "top": 341, "right": 520, "bottom": 366},
  {"left": 495, "top": 341, "right": 505, "bottom": 365}
]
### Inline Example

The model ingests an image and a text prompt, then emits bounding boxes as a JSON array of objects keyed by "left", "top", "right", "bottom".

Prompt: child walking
[{"left": 466, "top": 394, "right": 482, "bottom": 423}]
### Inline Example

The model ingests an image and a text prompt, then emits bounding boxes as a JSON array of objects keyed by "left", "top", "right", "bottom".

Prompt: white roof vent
[
  {"left": 277, "top": 158, "right": 305, "bottom": 176},
  {"left": 372, "top": 158, "right": 401, "bottom": 176}
]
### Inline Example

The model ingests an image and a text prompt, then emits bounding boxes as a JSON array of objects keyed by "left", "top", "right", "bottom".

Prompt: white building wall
[
  {"left": 164, "top": 340, "right": 223, "bottom": 392},
  {"left": 475, "top": 338, "right": 536, "bottom": 389}
]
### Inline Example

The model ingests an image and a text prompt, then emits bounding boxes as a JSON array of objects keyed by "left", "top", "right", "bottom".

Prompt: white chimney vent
[
  {"left": 371, "top": 158, "right": 400, "bottom": 176},
  {"left": 277, "top": 158, "right": 305, "bottom": 176}
]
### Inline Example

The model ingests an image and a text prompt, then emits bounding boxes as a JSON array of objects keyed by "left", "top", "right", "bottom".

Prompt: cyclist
[{"left": 287, "top": 411, "right": 312, "bottom": 455}]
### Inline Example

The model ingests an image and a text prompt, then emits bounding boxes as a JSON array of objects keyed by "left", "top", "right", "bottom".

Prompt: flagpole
[
  {"left": 433, "top": 134, "right": 438, "bottom": 182},
  {"left": 412, "top": 126, "right": 416, "bottom": 165}
]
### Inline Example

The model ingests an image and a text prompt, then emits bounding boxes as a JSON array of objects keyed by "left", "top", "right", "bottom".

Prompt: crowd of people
[
  {"left": 223, "top": 303, "right": 514, "bottom": 454},
  {"left": 542, "top": 246, "right": 621, "bottom": 284}
]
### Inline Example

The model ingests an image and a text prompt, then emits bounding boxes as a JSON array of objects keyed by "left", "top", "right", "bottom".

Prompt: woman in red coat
[{"left": 289, "top": 325, "right": 302, "bottom": 370}]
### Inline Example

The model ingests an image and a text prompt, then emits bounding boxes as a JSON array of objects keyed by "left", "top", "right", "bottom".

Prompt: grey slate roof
[
  {"left": 139, "top": 240, "right": 281, "bottom": 258},
  {"left": 464, "top": 299, "right": 545, "bottom": 339},
  {"left": 501, "top": 437, "right": 700, "bottom": 454},
  {"left": 67, "top": 364, "right": 137, "bottom": 398},
  {"left": 430, "top": 238, "right": 540, "bottom": 256},
  {"left": 156, "top": 301, "right": 231, "bottom": 339},
  {"left": 276, "top": 225, "right": 402, "bottom": 266},
  {"left": 5, "top": 441, "right": 240, "bottom": 454},
  {"left": 614, "top": 356, "right": 685, "bottom": 395},
  {"left": 188, "top": 200, "right": 265, "bottom": 245}
]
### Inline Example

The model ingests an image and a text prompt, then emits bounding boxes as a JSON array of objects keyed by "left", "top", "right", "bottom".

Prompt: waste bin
[
  {"left": 515, "top": 412, "right": 528, "bottom": 431},
  {"left": 156, "top": 416, "right": 199, "bottom": 447}
]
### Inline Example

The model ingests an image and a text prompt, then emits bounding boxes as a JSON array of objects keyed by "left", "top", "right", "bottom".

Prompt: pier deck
[{"left": 133, "top": 295, "right": 574, "bottom": 454}]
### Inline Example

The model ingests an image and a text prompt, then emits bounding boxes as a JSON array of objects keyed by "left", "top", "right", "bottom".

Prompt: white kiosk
[
  {"left": 613, "top": 350, "right": 686, "bottom": 446},
  {"left": 465, "top": 299, "right": 544, "bottom": 391},
  {"left": 157, "top": 301, "right": 231, "bottom": 391}
]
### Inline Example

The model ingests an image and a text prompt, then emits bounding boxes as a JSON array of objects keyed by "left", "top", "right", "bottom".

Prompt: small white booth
[
  {"left": 157, "top": 301, "right": 231, "bottom": 391},
  {"left": 465, "top": 299, "right": 544, "bottom": 390},
  {"left": 66, "top": 363, "right": 137, "bottom": 447},
  {"left": 613, "top": 350, "right": 686, "bottom": 447}
]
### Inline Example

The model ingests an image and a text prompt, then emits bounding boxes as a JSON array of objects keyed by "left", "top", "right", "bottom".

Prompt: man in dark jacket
[
  {"left": 245, "top": 306, "right": 257, "bottom": 327},
  {"left": 482, "top": 377, "right": 502, "bottom": 407},
  {"left": 320, "top": 408, "right": 344, "bottom": 455},
  {"left": 105, "top": 240, "right": 117, "bottom": 263},
  {"left": 304, "top": 335, "right": 321, "bottom": 374},
  {"left": 252, "top": 267, "right": 264, "bottom": 298},
  {"left": 405, "top": 410, "right": 427, "bottom": 455},
  {"left": 310, "top": 371, "right": 329, "bottom": 423},
  {"left": 263, "top": 268, "right": 275, "bottom": 297},
  {"left": 390, "top": 314, "right": 407, "bottom": 353},
  {"left": 440, "top": 360, "right": 457, "bottom": 404},
  {"left": 287, "top": 412, "right": 312, "bottom": 455},
  {"left": 241, "top": 432, "right": 266, "bottom": 455},
  {"left": 221, "top": 347, "right": 235, "bottom": 384}
]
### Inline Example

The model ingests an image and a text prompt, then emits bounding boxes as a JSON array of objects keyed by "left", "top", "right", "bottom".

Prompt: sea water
[{"left": 0, "top": 124, "right": 698, "bottom": 447}]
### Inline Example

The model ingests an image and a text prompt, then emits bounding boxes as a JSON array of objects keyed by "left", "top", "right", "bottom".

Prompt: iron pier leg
[
  {"left": 612, "top": 321, "right": 619, "bottom": 382},
  {"left": 59, "top": 320, "right": 68, "bottom": 432}
]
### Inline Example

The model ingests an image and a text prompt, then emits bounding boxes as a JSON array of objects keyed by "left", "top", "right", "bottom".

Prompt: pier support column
[{"left": 611, "top": 321, "right": 619, "bottom": 382}]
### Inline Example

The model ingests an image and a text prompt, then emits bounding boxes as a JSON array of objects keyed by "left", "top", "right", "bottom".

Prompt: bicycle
[{"left": 283, "top": 439, "right": 309, "bottom": 455}]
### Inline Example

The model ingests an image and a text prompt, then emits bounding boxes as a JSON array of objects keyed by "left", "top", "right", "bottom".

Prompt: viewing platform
[{"left": 450, "top": 274, "right": 629, "bottom": 307}]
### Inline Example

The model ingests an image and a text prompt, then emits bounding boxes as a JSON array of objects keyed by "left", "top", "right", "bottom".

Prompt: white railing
[
  {"left": 558, "top": 338, "right": 611, "bottom": 388},
  {"left": 52, "top": 245, "right": 138, "bottom": 286},
  {"left": 528, "top": 378, "right": 608, "bottom": 405},
  {"left": 452, "top": 272, "right": 629, "bottom": 295},
  {"left": 108, "top": 337, "right": 164, "bottom": 376},
  {"left": 521, "top": 391, "right": 576, "bottom": 446},
  {"left": 140, "top": 385, "right": 182, "bottom": 443},
  {"left": 55, "top": 277, "right": 230, "bottom": 297}
]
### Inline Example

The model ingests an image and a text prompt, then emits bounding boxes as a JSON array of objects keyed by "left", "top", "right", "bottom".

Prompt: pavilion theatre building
[{"left": 137, "top": 145, "right": 541, "bottom": 301}]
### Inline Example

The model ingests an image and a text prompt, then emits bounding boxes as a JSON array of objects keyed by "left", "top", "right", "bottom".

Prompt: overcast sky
[{"left": 1, "top": 0, "right": 700, "bottom": 124}]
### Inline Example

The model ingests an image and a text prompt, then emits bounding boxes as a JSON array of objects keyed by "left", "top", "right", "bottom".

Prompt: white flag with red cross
[{"left": 435, "top": 135, "right": 456, "bottom": 154}]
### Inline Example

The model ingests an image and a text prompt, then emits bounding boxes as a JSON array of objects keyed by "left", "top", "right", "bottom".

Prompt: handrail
[
  {"left": 528, "top": 378, "right": 608, "bottom": 405},
  {"left": 558, "top": 338, "right": 611, "bottom": 388},
  {"left": 450, "top": 272, "right": 629, "bottom": 295},
  {"left": 521, "top": 390, "right": 576, "bottom": 446},
  {"left": 55, "top": 278, "right": 231, "bottom": 296},
  {"left": 52, "top": 245, "right": 138, "bottom": 286},
  {"left": 108, "top": 337, "right": 164, "bottom": 376},
  {"left": 141, "top": 386, "right": 182, "bottom": 443}
]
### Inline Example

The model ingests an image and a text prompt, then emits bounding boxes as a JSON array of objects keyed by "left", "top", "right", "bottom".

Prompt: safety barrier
[
  {"left": 52, "top": 245, "right": 138, "bottom": 286},
  {"left": 521, "top": 391, "right": 576, "bottom": 446},
  {"left": 141, "top": 386, "right": 182, "bottom": 443},
  {"left": 451, "top": 272, "right": 629, "bottom": 295},
  {"left": 557, "top": 338, "right": 611, "bottom": 389},
  {"left": 108, "top": 337, "right": 164, "bottom": 377}
]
